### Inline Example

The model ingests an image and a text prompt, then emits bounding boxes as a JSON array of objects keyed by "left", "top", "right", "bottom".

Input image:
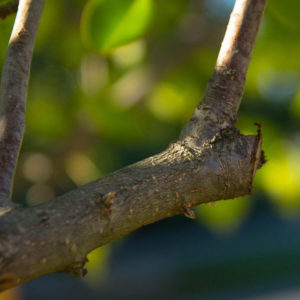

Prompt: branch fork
[{"left": 0, "top": 0, "right": 268, "bottom": 291}]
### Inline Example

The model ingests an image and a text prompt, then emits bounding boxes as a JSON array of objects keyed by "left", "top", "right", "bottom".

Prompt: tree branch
[
  {"left": 0, "top": 0, "right": 18, "bottom": 19},
  {"left": 0, "top": 131, "right": 263, "bottom": 290},
  {"left": 0, "top": 0, "right": 44, "bottom": 202},
  {"left": 180, "top": 0, "right": 267, "bottom": 144},
  {"left": 0, "top": 0, "right": 267, "bottom": 292}
]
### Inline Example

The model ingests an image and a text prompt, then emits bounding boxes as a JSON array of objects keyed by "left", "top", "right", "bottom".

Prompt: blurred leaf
[
  {"left": 81, "top": 0, "right": 153, "bottom": 53},
  {"left": 85, "top": 245, "right": 110, "bottom": 287},
  {"left": 83, "top": 98, "right": 149, "bottom": 143},
  {"left": 196, "top": 197, "right": 252, "bottom": 236},
  {"left": 26, "top": 99, "right": 70, "bottom": 139},
  {"left": 110, "top": 66, "right": 151, "bottom": 108},
  {"left": 148, "top": 0, "right": 188, "bottom": 39},
  {"left": 268, "top": 0, "right": 300, "bottom": 32},
  {"left": 112, "top": 40, "right": 146, "bottom": 68},
  {"left": 35, "top": 1, "right": 63, "bottom": 47},
  {"left": 147, "top": 80, "right": 198, "bottom": 123},
  {"left": 148, "top": 83, "right": 188, "bottom": 122},
  {"left": 64, "top": 151, "right": 101, "bottom": 185},
  {"left": 0, "top": 0, "right": 11, "bottom": 4},
  {"left": 258, "top": 140, "right": 300, "bottom": 218},
  {"left": 0, "top": 16, "right": 14, "bottom": 63},
  {"left": 289, "top": 90, "right": 300, "bottom": 119}
]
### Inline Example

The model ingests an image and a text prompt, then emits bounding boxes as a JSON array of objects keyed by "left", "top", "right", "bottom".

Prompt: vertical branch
[
  {"left": 180, "top": 0, "right": 268, "bottom": 142},
  {"left": 207, "top": 0, "right": 267, "bottom": 119},
  {"left": 0, "top": 0, "right": 45, "bottom": 202}
]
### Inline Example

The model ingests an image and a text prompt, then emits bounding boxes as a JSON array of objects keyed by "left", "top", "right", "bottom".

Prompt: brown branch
[
  {"left": 180, "top": 0, "right": 267, "bottom": 144},
  {"left": 0, "top": 132, "right": 263, "bottom": 291},
  {"left": 0, "top": 0, "right": 267, "bottom": 292},
  {"left": 0, "top": 0, "right": 18, "bottom": 19},
  {"left": 0, "top": 0, "right": 45, "bottom": 202}
]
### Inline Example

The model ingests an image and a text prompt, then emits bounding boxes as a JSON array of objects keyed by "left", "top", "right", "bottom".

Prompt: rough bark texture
[
  {"left": 180, "top": 0, "right": 267, "bottom": 145},
  {"left": 0, "top": 0, "right": 44, "bottom": 199},
  {"left": 0, "top": 0, "right": 268, "bottom": 292},
  {"left": 0, "top": 129, "right": 263, "bottom": 290}
]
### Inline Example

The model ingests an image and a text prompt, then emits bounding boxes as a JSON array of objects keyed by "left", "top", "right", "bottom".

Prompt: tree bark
[
  {"left": 0, "top": 0, "right": 44, "bottom": 200},
  {"left": 0, "top": 0, "right": 268, "bottom": 292}
]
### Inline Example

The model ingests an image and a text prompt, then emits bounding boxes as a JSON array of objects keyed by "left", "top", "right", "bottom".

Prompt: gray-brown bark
[
  {"left": 0, "top": 0, "right": 44, "bottom": 200},
  {"left": 0, "top": 0, "right": 267, "bottom": 292},
  {"left": 180, "top": 0, "right": 267, "bottom": 145},
  {"left": 0, "top": 129, "right": 263, "bottom": 290}
]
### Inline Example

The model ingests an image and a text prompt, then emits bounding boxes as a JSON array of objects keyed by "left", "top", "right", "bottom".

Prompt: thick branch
[
  {"left": 0, "top": 129, "right": 263, "bottom": 291},
  {"left": 0, "top": 0, "right": 267, "bottom": 292},
  {"left": 0, "top": 0, "right": 44, "bottom": 201},
  {"left": 0, "top": 0, "right": 18, "bottom": 19}
]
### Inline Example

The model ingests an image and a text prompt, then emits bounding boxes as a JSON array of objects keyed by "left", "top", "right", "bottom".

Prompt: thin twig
[
  {"left": 0, "top": 0, "right": 45, "bottom": 202},
  {"left": 0, "top": 0, "right": 18, "bottom": 19}
]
